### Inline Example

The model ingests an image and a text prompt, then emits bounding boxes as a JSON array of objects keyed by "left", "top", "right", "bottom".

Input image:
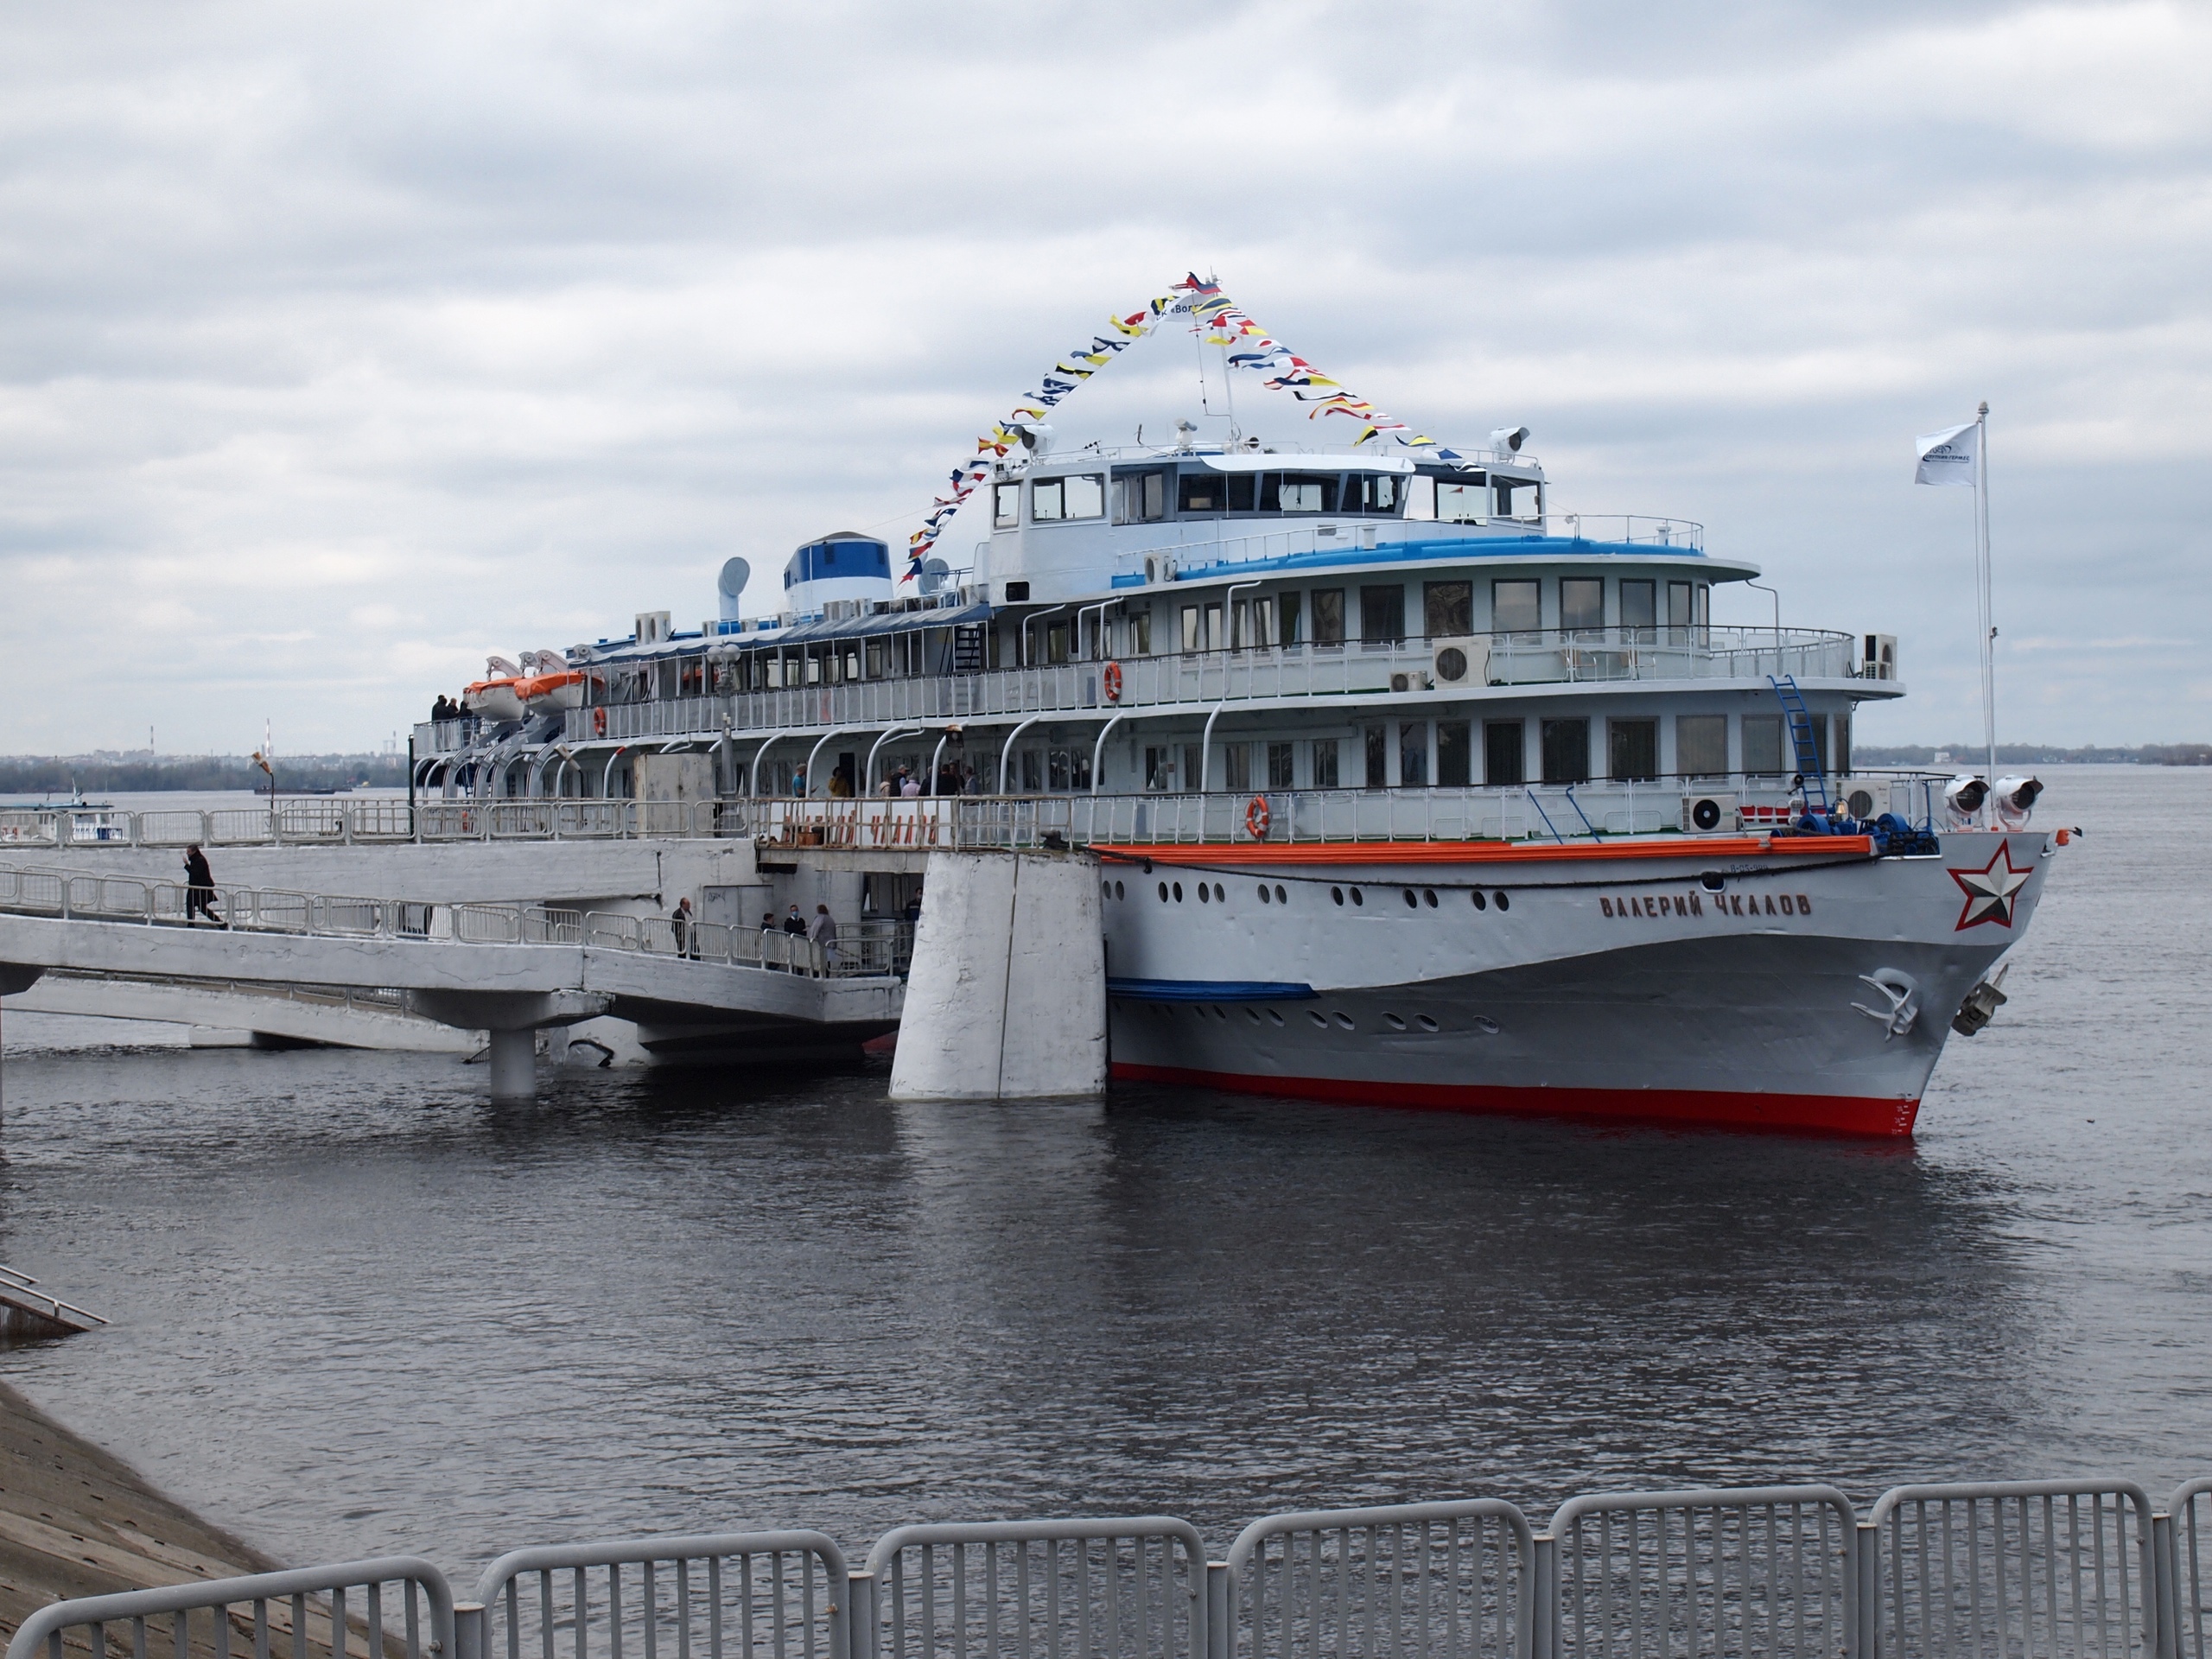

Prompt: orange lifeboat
[
  {"left": 462, "top": 655, "right": 526, "bottom": 721},
  {"left": 517, "top": 669, "right": 588, "bottom": 711}
]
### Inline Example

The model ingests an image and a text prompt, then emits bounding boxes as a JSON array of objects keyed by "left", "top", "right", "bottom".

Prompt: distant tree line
[
  {"left": 1856, "top": 743, "right": 2212, "bottom": 766},
  {"left": 0, "top": 753, "right": 410, "bottom": 797}
]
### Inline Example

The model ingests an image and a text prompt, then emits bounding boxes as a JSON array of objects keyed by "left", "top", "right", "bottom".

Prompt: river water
[{"left": 2, "top": 766, "right": 2207, "bottom": 1572}]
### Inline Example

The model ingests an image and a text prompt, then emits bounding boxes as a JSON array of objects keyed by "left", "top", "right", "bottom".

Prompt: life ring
[
  {"left": 592, "top": 707, "right": 607, "bottom": 736},
  {"left": 1245, "top": 794, "right": 1271, "bottom": 840},
  {"left": 1103, "top": 660, "right": 1123, "bottom": 702}
]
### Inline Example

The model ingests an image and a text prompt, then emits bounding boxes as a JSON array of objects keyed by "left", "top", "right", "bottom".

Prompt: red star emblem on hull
[{"left": 1949, "top": 840, "right": 2032, "bottom": 930}]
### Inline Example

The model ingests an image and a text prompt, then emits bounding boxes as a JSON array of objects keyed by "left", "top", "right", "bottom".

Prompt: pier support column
[
  {"left": 889, "top": 849, "right": 1106, "bottom": 1101},
  {"left": 486, "top": 1028, "right": 536, "bottom": 1100}
]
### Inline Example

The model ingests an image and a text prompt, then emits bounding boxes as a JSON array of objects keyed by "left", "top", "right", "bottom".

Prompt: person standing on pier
[
  {"left": 182, "top": 844, "right": 225, "bottom": 927},
  {"left": 671, "top": 897, "right": 694, "bottom": 957}
]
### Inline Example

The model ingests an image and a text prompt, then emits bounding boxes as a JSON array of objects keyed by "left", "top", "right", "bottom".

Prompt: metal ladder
[
  {"left": 1769, "top": 674, "right": 1830, "bottom": 810},
  {"left": 950, "top": 625, "right": 986, "bottom": 673}
]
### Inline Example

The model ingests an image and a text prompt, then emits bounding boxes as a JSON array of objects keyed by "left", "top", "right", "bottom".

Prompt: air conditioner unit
[
  {"left": 1430, "top": 636, "right": 1491, "bottom": 686},
  {"left": 1862, "top": 633, "right": 1898, "bottom": 680},
  {"left": 1682, "top": 795, "right": 1731, "bottom": 833},
  {"left": 1389, "top": 668, "right": 1431, "bottom": 693}
]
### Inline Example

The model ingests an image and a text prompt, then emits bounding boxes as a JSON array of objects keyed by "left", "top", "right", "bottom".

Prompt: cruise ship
[{"left": 416, "top": 280, "right": 2057, "bottom": 1135}]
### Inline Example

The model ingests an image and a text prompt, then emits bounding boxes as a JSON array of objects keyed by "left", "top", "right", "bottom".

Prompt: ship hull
[{"left": 1101, "top": 830, "right": 2051, "bottom": 1136}]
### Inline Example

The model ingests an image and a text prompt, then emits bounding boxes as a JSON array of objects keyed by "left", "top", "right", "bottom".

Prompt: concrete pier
[{"left": 889, "top": 849, "right": 1106, "bottom": 1101}]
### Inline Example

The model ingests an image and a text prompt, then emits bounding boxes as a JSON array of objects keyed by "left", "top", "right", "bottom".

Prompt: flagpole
[{"left": 1976, "top": 399, "right": 1994, "bottom": 791}]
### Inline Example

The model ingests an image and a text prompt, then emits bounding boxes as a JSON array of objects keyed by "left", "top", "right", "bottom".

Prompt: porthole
[
  {"left": 1274, "top": 885, "right": 1287, "bottom": 904},
  {"left": 1494, "top": 891, "right": 1510, "bottom": 911},
  {"left": 1308, "top": 1009, "right": 1329, "bottom": 1027},
  {"left": 1423, "top": 888, "right": 1438, "bottom": 908},
  {"left": 1351, "top": 887, "right": 1364, "bottom": 906},
  {"left": 1385, "top": 1012, "right": 1408, "bottom": 1032},
  {"left": 1245, "top": 1007, "right": 1262, "bottom": 1023},
  {"left": 1258, "top": 883, "right": 1272, "bottom": 903},
  {"left": 1103, "top": 881, "right": 1110, "bottom": 898},
  {"left": 1471, "top": 890, "right": 1487, "bottom": 912},
  {"left": 1115, "top": 880, "right": 1125, "bottom": 899},
  {"left": 1158, "top": 882, "right": 1169, "bottom": 902},
  {"left": 1332, "top": 1011, "right": 1355, "bottom": 1030},
  {"left": 1332, "top": 887, "right": 1344, "bottom": 906},
  {"left": 1192, "top": 1004, "right": 1207, "bottom": 1019},
  {"left": 1700, "top": 871, "right": 1726, "bottom": 893},
  {"left": 1215, "top": 883, "right": 1226, "bottom": 902},
  {"left": 1474, "top": 1015, "right": 1501, "bottom": 1034},
  {"left": 1213, "top": 1005, "right": 1229, "bottom": 1021},
  {"left": 1173, "top": 881, "right": 1184, "bottom": 902},
  {"left": 1415, "top": 1014, "right": 1440, "bottom": 1033},
  {"left": 1267, "top": 1007, "right": 1286, "bottom": 1027},
  {"left": 1198, "top": 884, "right": 1211, "bottom": 904},
  {"left": 1403, "top": 888, "right": 1418, "bottom": 909}
]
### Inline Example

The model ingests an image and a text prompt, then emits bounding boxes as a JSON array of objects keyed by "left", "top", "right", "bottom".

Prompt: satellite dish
[
  {"left": 718, "top": 557, "right": 751, "bottom": 622},
  {"left": 919, "top": 558, "right": 951, "bottom": 595}
]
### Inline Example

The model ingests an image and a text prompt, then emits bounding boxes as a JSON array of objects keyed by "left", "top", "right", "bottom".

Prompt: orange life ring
[
  {"left": 1103, "top": 660, "right": 1123, "bottom": 702},
  {"left": 593, "top": 707, "right": 607, "bottom": 736},
  {"left": 1245, "top": 794, "right": 1271, "bottom": 840}
]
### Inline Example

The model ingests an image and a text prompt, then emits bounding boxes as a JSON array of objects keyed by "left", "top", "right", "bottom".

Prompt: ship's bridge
[{"left": 977, "top": 442, "right": 1561, "bottom": 606}]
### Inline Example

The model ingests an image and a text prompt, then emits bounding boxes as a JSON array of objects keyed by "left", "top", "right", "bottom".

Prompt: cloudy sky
[{"left": 3, "top": 0, "right": 2207, "bottom": 753}]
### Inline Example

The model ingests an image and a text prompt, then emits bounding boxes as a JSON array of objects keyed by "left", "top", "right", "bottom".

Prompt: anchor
[{"left": 1852, "top": 967, "right": 1921, "bottom": 1039}]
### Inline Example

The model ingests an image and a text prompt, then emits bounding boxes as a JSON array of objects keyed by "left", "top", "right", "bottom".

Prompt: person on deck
[
  {"left": 806, "top": 903, "right": 838, "bottom": 970},
  {"left": 182, "top": 844, "right": 225, "bottom": 927},
  {"left": 671, "top": 897, "right": 694, "bottom": 957}
]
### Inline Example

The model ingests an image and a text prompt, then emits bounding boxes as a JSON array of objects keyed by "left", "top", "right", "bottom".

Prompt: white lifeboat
[
  {"left": 463, "top": 655, "right": 526, "bottom": 721},
  {"left": 517, "top": 670, "right": 588, "bottom": 711}
]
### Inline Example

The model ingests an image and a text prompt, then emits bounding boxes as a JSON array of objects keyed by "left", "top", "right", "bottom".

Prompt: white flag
[{"left": 1916, "top": 420, "right": 1979, "bottom": 486}]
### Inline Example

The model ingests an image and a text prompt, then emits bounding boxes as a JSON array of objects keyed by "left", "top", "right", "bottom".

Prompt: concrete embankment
[{"left": 0, "top": 1378, "right": 275, "bottom": 1639}]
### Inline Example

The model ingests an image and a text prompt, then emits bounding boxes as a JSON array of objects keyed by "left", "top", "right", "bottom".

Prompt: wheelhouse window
[
  {"left": 1493, "top": 476, "right": 1541, "bottom": 522},
  {"left": 1262, "top": 473, "right": 1338, "bottom": 513},
  {"left": 1178, "top": 473, "right": 1226, "bottom": 514},
  {"left": 1492, "top": 578, "right": 1541, "bottom": 633},
  {"left": 1560, "top": 577, "right": 1604, "bottom": 634},
  {"left": 1113, "top": 471, "right": 1167, "bottom": 524},
  {"left": 995, "top": 484, "right": 1020, "bottom": 529},
  {"left": 1669, "top": 581, "right": 1694, "bottom": 636},
  {"left": 1344, "top": 474, "right": 1404, "bottom": 515},
  {"left": 1032, "top": 474, "right": 1103, "bottom": 523},
  {"left": 1435, "top": 474, "right": 1489, "bottom": 523}
]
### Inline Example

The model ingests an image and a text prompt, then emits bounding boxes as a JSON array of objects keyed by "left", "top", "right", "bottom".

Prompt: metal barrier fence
[
  {"left": 0, "top": 864, "right": 912, "bottom": 984},
  {"left": 15, "top": 1481, "right": 2212, "bottom": 1659},
  {"left": 470, "top": 1533, "right": 850, "bottom": 1659},
  {"left": 859, "top": 1520, "right": 1208, "bottom": 1659}
]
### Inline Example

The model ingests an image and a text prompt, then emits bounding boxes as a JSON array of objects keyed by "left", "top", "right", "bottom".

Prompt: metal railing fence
[
  {"left": 1538, "top": 1489, "right": 1858, "bottom": 1659},
  {"left": 0, "top": 864, "right": 910, "bottom": 985},
  {"left": 858, "top": 1520, "right": 1209, "bottom": 1659},
  {"left": 1224, "top": 1501, "right": 1533, "bottom": 1659},
  {"left": 1866, "top": 1481, "right": 2158, "bottom": 1659},
  {"left": 16, "top": 1480, "right": 2212, "bottom": 1659},
  {"left": 468, "top": 1533, "right": 850, "bottom": 1659},
  {"left": 4, "top": 1558, "right": 453, "bottom": 1659}
]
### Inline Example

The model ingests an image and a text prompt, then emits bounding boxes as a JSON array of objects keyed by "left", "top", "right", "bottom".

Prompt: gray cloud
[{"left": 1, "top": 0, "right": 2207, "bottom": 750}]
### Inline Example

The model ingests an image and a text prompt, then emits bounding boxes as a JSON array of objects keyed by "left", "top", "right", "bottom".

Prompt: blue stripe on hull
[{"left": 1107, "top": 978, "right": 1317, "bottom": 1002}]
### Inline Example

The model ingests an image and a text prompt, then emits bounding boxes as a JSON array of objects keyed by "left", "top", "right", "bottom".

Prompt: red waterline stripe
[
  {"left": 1110, "top": 1062, "right": 1920, "bottom": 1139},
  {"left": 1104, "top": 836, "right": 1873, "bottom": 868}
]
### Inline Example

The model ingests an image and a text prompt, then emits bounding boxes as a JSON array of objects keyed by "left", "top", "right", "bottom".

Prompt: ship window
[
  {"left": 1225, "top": 473, "right": 1256, "bottom": 512},
  {"left": 1224, "top": 743, "right": 1250, "bottom": 792},
  {"left": 1112, "top": 471, "right": 1168, "bottom": 524},
  {"left": 1492, "top": 579, "right": 1541, "bottom": 634},
  {"left": 1619, "top": 579, "right": 1656, "bottom": 640},
  {"left": 1609, "top": 717, "right": 1658, "bottom": 782},
  {"left": 1279, "top": 591, "right": 1301, "bottom": 645},
  {"left": 1311, "top": 588, "right": 1345, "bottom": 645},
  {"left": 1669, "top": 580, "right": 1694, "bottom": 632},
  {"left": 1399, "top": 721, "right": 1427, "bottom": 786},
  {"left": 1133, "top": 609, "right": 1154, "bottom": 654},
  {"left": 1145, "top": 746, "right": 1174, "bottom": 790},
  {"left": 1032, "top": 478, "right": 1064, "bottom": 521},
  {"left": 1743, "top": 714, "right": 1785, "bottom": 775},
  {"left": 1541, "top": 717, "right": 1591, "bottom": 785},
  {"left": 1677, "top": 715, "right": 1727, "bottom": 778},
  {"left": 995, "top": 484, "right": 1020, "bottom": 528},
  {"left": 1424, "top": 581, "right": 1471, "bottom": 638},
  {"left": 1405, "top": 474, "right": 1437, "bottom": 520},
  {"left": 1181, "top": 606, "right": 1201, "bottom": 652},
  {"left": 1346, "top": 474, "right": 1403, "bottom": 515},
  {"left": 1561, "top": 578, "right": 1604, "bottom": 633},
  {"left": 1065, "top": 474, "right": 1104, "bottom": 519},
  {"left": 1364, "top": 724, "right": 1388, "bottom": 788},
  {"left": 1359, "top": 586, "right": 1405, "bottom": 645},
  {"left": 1437, "top": 721, "right": 1471, "bottom": 786},
  {"left": 1268, "top": 741, "right": 1295, "bottom": 789},
  {"left": 1311, "top": 738, "right": 1340, "bottom": 788},
  {"left": 1261, "top": 473, "right": 1337, "bottom": 513},
  {"left": 1494, "top": 476, "right": 1541, "bottom": 521},
  {"left": 1436, "top": 474, "right": 1489, "bottom": 523},
  {"left": 1179, "top": 473, "right": 1224, "bottom": 514}
]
